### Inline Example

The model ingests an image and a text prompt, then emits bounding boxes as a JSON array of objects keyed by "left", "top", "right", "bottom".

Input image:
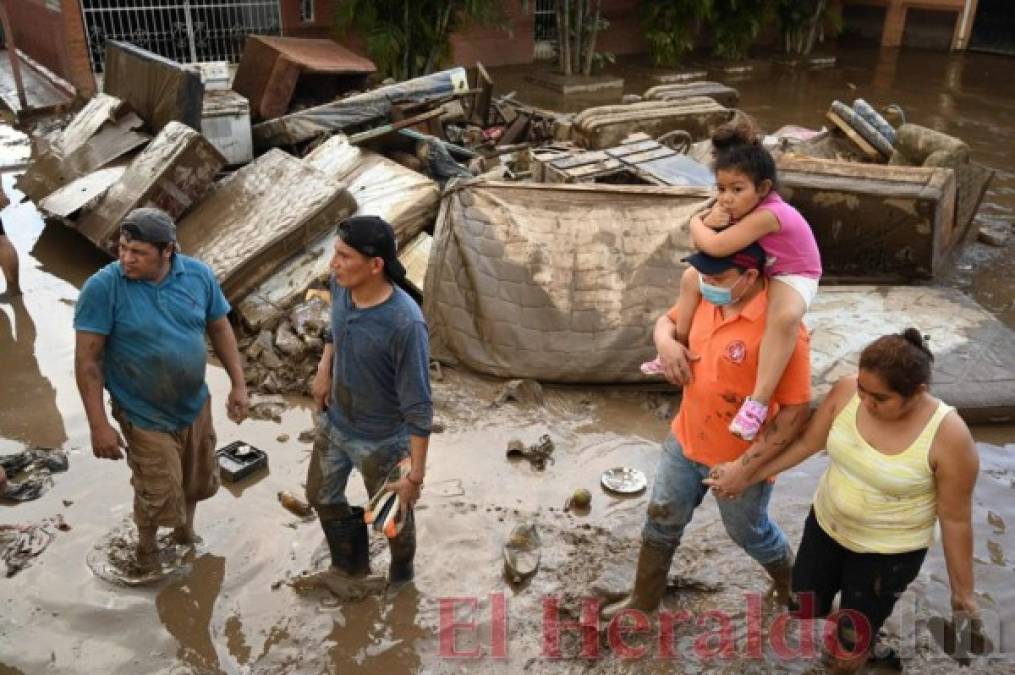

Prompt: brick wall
[
  {"left": 450, "top": 2, "right": 535, "bottom": 67},
  {"left": 302, "top": 1, "right": 647, "bottom": 70},
  {"left": 3, "top": 0, "right": 95, "bottom": 97}
]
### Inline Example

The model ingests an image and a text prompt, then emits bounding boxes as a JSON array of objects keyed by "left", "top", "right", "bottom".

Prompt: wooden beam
[
  {"left": 825, "top": 110, "right": 883, "bottom": 162},
  {"left": 0, "top": 1, "right": 28, "bottom": 109}
]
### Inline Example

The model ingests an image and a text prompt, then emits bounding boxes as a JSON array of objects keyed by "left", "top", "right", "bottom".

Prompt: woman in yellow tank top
[{"left": 709, "top": 328, "right": 982, "bottom": 672}]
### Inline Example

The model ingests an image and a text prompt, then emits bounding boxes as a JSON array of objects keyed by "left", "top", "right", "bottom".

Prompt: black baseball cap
[
  {"left": 683, "top": 242, "right": 765, "bottom": 275},
  {"left": 120, "top": 207, "right": 177, "bottom": 244},
  {"left": 338, "top": 215, "right": 419, "bottom": 299}
]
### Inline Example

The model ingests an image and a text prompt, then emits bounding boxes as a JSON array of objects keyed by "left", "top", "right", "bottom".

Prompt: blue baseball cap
[{"left": 683, "top": 242, "right": 765, "bottom": 275}]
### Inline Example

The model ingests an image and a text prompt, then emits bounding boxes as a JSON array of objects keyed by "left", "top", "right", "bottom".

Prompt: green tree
[
  {"left": 335, "top": 0, "right": 506, "bottom": 80},
  {"left": 555, "top": 0, "right": 612, "bottom": 76},
  {"left": 776, "top": 0, "right": 839, "bottom": 55},
  {"left": 709, "top": 0, "right": 773, "bottom": 61},
  {"left": 641, "top": 0, "right": 712, "bottom": 67},
  {"left": 641, "top": 0, "right": 772, "bottom": 65}
]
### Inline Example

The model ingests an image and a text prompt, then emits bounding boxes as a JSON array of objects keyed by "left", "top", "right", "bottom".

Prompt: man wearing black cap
[
  {"left": 602, "top": 243, "right": 812, "bottom": 621},
  {"left": 74, "top": 207, "right": 249, "bottom": 571},
  {"left": 302, "top": 215, "right": 432, "bottom": 596}
]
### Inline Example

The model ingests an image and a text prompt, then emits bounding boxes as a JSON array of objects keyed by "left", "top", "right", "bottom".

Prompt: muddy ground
[{"left": 1, "top": 44, "right": 1014, "bottom": 673}]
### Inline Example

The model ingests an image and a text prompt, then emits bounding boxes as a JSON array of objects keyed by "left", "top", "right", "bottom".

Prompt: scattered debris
[
  {"left": 572, "top": 96, "right": 733, "bottom": 149},
  {"left": 16, "top": 95, "right": 148, "bottom": 204},
  {"left": 987, "top": 511, "right": 1006, "bottom": 533},
  {"left": 642, "top": 81, "right": 740, "bottom": 108},
  {"left": 216, "top": 441, "right": 268, "bottom": 481},
  {"left": 564, "top": 488, "right": 592, "bottom": 512},
  {"left": 278, "top": 491, "right": 314, "bottom": 519},
  {"left": 503, "top": 523, "right": 541, "bottom": 584},
  {"left": 248, "top": 395, "right": 287, "bottom": 422},
  {"left": 75, "top": 121, "right": 225, "bottom": 254},
  {"left": 201, "top": 90, "right": 253, "bottom": 165},
  {"left": 232, "top": 36, "right": 376, "bottom": 121},
  {"left": 177, "top": 148, "right": 355, "bottom": 302},
  {"left": 1, "top": 515, "right": 70, "bottom": 577},
  {"left": 0, "top": 448, "right": 69, "bottom": 502},
  {"left": 978, "top": 225, "right": 1008, "bottom": 247},
  {"left": 505, "top": 435, "right": 555, "bottom": 471},
  {"left": 103, "top": 40, "right": 204, "bottom": 132},
  {"left": 252, "top": 67, "right": 469, "bottom": 151},
  {"left": 238, "top": 135, "right": 437, "bottom": 330},
  {"left": 493, "top": 379, "right": 545, "bottom": 407}
]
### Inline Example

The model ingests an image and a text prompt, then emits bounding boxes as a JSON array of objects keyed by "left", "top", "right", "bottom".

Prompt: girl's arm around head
[
  {"left": 690, "top": 208, "right": 780, "bottom": 257},
  {"left": 932, "top": 412, "right": 980, "bottom": 615}
]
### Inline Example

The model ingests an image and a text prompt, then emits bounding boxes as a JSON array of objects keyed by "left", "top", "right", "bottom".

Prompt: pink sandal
[{"left": 729, "top": 398, "right": 769, "bottom": 441}]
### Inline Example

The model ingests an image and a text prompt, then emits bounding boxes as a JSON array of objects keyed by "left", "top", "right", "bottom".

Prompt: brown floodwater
[{"left": 1, "top": 44, "right": 1014, "bottom": 674}]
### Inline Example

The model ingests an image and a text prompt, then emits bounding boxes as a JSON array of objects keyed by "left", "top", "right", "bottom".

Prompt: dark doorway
[{"left": 969, "top": 0, "right": 1015, "bottom": 55}]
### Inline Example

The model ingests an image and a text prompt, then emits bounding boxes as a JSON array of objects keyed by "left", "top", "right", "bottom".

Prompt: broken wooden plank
[
  {"left": 470, "top": 62, "right": 493, "bottom": 127},
  {"left": 348, "top": 106, "right": 447, "bottom": 145}
]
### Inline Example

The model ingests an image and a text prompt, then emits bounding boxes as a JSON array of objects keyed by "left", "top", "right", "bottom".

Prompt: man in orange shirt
[{"left": 603, "top": 243, "right": 812, "bottom": 620}]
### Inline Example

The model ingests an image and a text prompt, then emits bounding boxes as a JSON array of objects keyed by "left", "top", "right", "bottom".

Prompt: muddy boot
[
  {"left": 387, "top": 511, "right": 416, "bottom": 592},
  {"left": 322, "top": 508, "right": 370, "bottom": 574},
  {"left": 761, "top": 548, "right": 798, "bottom": 611},
  {"left": 600, "top": 539, "right": 676, "bottom": 622},
  {"left": 291, "top": 507, "right": 385, "bottom": 600}
]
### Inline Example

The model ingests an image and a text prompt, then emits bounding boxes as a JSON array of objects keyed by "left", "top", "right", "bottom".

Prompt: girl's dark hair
[
  {"left": 711, "top": 116, "right": 778, "bottom": 189},
  {"left": 858, "top": 328, "right": 934, "bottom": 397}
]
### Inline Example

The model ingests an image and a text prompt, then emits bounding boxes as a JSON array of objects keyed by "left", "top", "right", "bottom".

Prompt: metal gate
[{"left": 79, "top": 0, "right": 282, "bottom": 72}]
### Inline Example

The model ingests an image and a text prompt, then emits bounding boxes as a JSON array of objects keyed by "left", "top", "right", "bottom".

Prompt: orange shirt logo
[{"left": 724, "top": 340, "right": 747, "bottom": 364}]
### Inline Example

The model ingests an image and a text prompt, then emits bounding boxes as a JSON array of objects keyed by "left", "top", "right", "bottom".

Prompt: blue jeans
[
  {"left": 305, "top": 417, "right": 409, "bottom": 521},
  {"left": 642, "top": 434, "right": 790, "bottom": 565}
]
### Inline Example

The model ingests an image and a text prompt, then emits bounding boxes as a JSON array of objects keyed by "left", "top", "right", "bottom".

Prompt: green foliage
[
  {"left": 641, "top": 0, "right": 712, "bottom": 67},
  {"left": 641, "top": 0, "right": 771, "bottom": 65},
  {"left": 709, "top": 0, "right": 773, "bottom": 61},
  {"left": 335, "top": 0, "right": 506, "bottom": 80},
  {"left": 775, "top": 0, "right": 838, "bottom": 55},
  {"left": 555, "top": 0, "right": 611, "bottom": 76}
]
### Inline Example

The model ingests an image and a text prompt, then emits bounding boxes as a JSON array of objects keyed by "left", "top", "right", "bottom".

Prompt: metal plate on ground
[{"left": 601, "top": 467, "right": 647, "bottom": 495}]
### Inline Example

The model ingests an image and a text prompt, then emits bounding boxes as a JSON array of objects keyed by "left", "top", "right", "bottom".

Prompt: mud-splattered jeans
[
  {"left": 642, "top": 434, "right": 790, "bottom": 565},
  {"left": 305, "top": 416, "right": 410, "bottom": 521}
]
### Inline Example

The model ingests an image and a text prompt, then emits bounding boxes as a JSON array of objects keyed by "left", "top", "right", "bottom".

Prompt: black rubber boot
[
  {"left": 387, "top": 510, "right": 416, "bottom": 588},
  {"left": 600, "top": 539, "right": 677, "bottom": 621},
  {"left": 321, "top": 506, "right": 370, "bottom": 577}
]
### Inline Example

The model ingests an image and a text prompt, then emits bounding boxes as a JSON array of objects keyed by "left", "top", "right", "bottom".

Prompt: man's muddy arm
[
  {"left": 75, "top": 331, "right": 125, "bottom": 459},
  {"left": 207, "top": 317, "right": 245, "bottom": 388},
  {"left": 75, "top": 331, "right": 109, "bottom": 430},
  {"left": 207, "top": 317, "right": 249, "bottom": 422}
]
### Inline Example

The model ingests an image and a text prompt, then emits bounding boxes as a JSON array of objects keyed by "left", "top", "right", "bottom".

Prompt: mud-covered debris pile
[{"left": 239, "top": 296, "right": 330, "bottom": 396}]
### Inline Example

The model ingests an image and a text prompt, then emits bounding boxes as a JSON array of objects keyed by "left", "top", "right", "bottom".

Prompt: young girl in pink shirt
[{"left": 647, "top": 119, "right": 822, "bottom": 441}]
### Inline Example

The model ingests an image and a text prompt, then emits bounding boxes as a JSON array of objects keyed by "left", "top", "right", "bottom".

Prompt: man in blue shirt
[
  {"left": 303, "top": 215, "right": 432, "bottom": 597},
  {"left": 74, "top": 208, "right": 249, "bottom": 571}
]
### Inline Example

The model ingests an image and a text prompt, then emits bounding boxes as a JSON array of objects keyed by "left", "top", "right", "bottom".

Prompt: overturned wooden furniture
[{"left": 778, "top": 156, "right": 958, "bottom": 281}]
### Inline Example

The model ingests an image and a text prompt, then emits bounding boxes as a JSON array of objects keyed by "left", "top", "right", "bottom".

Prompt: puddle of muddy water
[{"left": 1, "top": 43, "right": 1014, "bottom": 674}]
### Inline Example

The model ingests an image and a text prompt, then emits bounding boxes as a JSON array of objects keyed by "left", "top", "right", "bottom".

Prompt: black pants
[{"left": 793, "top": 507, "right": 927, "bottom": 650}]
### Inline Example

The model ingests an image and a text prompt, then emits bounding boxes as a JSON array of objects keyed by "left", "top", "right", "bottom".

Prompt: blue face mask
[{"left": 698, "top": 272, "right": 746, "bottom": 306}]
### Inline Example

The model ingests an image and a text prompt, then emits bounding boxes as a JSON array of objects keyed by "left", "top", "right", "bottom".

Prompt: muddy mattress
[
  {"left": 424, "top": 180, "right": 713, "bottom": 383},
  {"left": 809, "top": 286, "right": 1015, "bottom": 423},
  {"left": 176, "top": 148, "right": 356, "bottom": 303},
  {"left": 235, "top": 135, "right": 439, "bottom": 328}
]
